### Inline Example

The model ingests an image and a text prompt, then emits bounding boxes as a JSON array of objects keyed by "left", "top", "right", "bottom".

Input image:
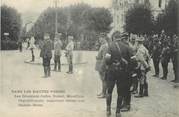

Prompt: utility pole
[{"left": 54, "top": 0, "right": 59, "bottom": 35}]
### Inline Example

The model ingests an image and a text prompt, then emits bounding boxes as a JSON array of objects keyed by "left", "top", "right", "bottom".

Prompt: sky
[
  {"left": 1, "top": 0, "right": 112, "bottom": 27},
  {"left": 1, "top": 0, "right": 112, "bottom": 13},
  {"left": 1, "top": 0, "right": 162, "bottom": 28}
]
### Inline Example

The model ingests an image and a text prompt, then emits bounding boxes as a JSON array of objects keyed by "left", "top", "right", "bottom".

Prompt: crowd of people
[{"left": 95, "top": 30, "right": 178, "bottom": 117}]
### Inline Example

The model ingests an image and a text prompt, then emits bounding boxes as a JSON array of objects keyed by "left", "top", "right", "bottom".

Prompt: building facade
[{"left": 111, "top": 0, "right": 169, "bottom": 32}]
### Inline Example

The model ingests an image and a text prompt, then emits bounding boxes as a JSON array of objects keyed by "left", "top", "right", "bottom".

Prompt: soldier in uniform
[
  {"left": 171, "top": 35, "right": 179, "bottom": 82},
  {"left": 54, "top": 33, "right": 63, "bottom": 72},
  {"left": 40, "top": 33, "right": 53, "bottom": 78},
  {"left": 128, "top": 35, "right": 138, "bottom": 94},
  {"left": 132, "top": 36, "right": 151, "bottom": 98},
  {"left": 65, "top": 35, "right": 74, "bottom": 74},
  {"left": 151, "top": 36, "right": 161, "bottom": 77},
  {"left": 29, "top": 36, "right": 36, "bottom": 62},
  {"left": 105, "top": 32, "right": 132, "bottom": 117},
  {"left": 160, "top": 40, "right": 170, "bottom": 80},
  {"left": 95, "top": 33, "right": 108, "bottom": 98}
]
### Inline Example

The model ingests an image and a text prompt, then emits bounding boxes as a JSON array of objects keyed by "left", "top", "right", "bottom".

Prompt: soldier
[
  {"left": 29, "top": 36, "right": 36, "bottom": 62},
  {"left": 129, "top": 35, "right": 138, "bottom": 94},
  {"left": 95, "top": 33, "right": 108, "bottom": 98},
  {"left": 54, "top": 33, "right": 63, "bottom": 72},
  {"left": 18, "top": 39, "right": 23, "bottom": 52},
  {"left": 132, "top": 36, "right": 151, "bottom": 98},
  {"left": 151, "top": 35, "right": 161, "bottom": 77},
  {"left": 171, "top": 35, "right": 179, "bottom": 82},
  {"left": 160, "top": 41, "right": 170, "bottom": 80},
  {"left": 65, "top": 35, "right": 74, "bottom": 74},
  {"left": 40, "top": 33, "right": 53, "bottom": 78},
  {"left": 105, "top": 32, "right": 132, "bottom": 117}
]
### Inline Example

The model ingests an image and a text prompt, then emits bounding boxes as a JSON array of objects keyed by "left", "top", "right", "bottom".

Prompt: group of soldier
[
  {"left": 39, "top": 33, "right": 74, "bottom": 78},
  {"left": 95, "top": 30, "right": 178, "bottom": 117},
  {"left": 144, "top": 30, "right": 178, "bottom": 82}
]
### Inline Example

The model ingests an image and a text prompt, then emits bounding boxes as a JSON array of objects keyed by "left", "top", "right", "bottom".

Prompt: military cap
[
  {"left": 68, "top": 35, "right": 74, "bottom": 40},
  {"left": 112, "top": 31, "right": 121, "bottom": 40},
  {"left": 120, "top": 32, "right": 129, "bottom": 40},
  {"left": 136, "top": 36, "right": 145, "bottom": 42},
  {"left": 44, "top": 33, "right": 50, "bottom": 40}
]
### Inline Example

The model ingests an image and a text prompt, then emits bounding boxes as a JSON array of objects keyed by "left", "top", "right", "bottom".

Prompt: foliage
[
  {"left": 28, "top": 3, "right": 112, "bottom": 50},
  {"left": 154, "top": 0, "right": 178, "bottom": 35},
  {"left": 1, "top": 5, "right": 22, "bottom": 50},
  {"left": 125, "top": 3, "right": 154, "bottom": 35}
]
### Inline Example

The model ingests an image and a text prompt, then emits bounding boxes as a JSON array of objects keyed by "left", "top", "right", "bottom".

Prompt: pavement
[{"left": 0, "top": 49, "right": 179, "bottom": 117}]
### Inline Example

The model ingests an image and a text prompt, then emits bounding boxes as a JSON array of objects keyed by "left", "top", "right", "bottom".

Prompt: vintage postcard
[{"left": 0, "top": 0, "right": 179, "bottom": 117}]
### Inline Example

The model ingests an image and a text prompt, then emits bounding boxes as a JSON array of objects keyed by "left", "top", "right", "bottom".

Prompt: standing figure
[
  {"left": 151, "top": 36, "right": 161, "bottom": 77},
  {"left": 105, "top": 32, "right": 132, "bottom": 117},
  {"left": 18, "top": 39, "right": 23, "bottom": 52},
  {"left": 54, "top": 33, "right": 63, "bottom": 72},
  {"left": 95, "top": 33, "right": 108, "bottom": 98},
  {"left": 29, "top": 36, "right": 36, "bottom": 62},
  {"left": 133, "top": 36, "right": 151, "bottom": 98},
  {"left": 129, "top": 35, "right": 138, "bottom": 94},
  {"left": 160, "top": 41, "right": 171, "bottom": 80},
  {"left": 40, "top": 34, "right": 53, "bottom": 78},
  {"left": 171, "top": 35, "right": 179, "bottom": 82},
  {"left": 65, "top": 35, "right": 74, "bottom": 74}
]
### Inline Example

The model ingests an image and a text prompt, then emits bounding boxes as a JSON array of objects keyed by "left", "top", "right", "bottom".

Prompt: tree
[
  {"left": 29, "top": 3, "right": 112, "bottom": 50},
  {"left": 125, "top": 4, "right": 154, "bottom": 35},
  {"left": 1, "top": 5, "right": 22, "bottom": 50},
  {"left": 163, "top": 0, "right": 178, "bottom": 35}
]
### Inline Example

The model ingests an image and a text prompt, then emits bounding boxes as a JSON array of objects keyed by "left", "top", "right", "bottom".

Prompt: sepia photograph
[{"left": 0, "top": 0, "right": 179, "bottom": 117}]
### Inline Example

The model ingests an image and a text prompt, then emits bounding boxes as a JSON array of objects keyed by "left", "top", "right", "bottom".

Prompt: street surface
[{"left": 0, "top": 49, "right": 179, "bottom": 117}]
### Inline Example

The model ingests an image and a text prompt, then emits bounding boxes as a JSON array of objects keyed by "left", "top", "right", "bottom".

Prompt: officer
[
  {"left": 160, "top": 40, "right": 170, "bottom": 80},
  {"left": 105, "top": 32, "right": 132, "bottom": 117},
  {"left": 18, "top": 39, "right": 23, "bottom": 52},
  {"left": 54, "top": 33, "right": 63, "bottom": 72},
  {"left": 151, "top": 35, "right": 161, "bottom": 77},
  {"left": 40, "top": 33, "right": 53, "bottom": 78},
  {"left": 171, "top": 35, "right": 179, "bottom": 82},
  {"left": 95, "top": 33, "right": 108, "bottom": 98},
  {"left": 132, "top": 36, "right": 151, "bottom": 98},
  {"left": 129, "top": 35, "right": 138, "bottom": 94},
  {"left": 65, "top": 35, "right": 74, "bottom": 74},
  {"left": 29, "top": 36, "right": 36, "bottom": 62}
]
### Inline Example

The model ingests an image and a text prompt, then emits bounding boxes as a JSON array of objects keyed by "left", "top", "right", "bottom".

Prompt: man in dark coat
[
  {"left": 160, "top": 41, "right": 170, "bottom": 80},
  {"left": 105, "top": 32, "right": 133, "bottom": 117},
  {"left": 151, "top": 36, "right": 161, "bottom": 77},
  {"left": 40, "top": 33, "right": 53, "bottom": 78},
  {"left": 171, "top": 35, "right": 179, "bottom": 82}
]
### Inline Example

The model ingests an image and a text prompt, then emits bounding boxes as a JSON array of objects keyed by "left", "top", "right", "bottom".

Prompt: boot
[
  {"left": 135, "top": 84, "right": 144, "bottom": 98},
  {"left": 143, "top": 83, "right": 148, "bottom": 97},
  {"left": 47, "top": 66, "right": 51, "bottom": 77},
  {"left": 44, "top": 67, "right": 48, "bottom": 78},
  {"left": 58, "top": 65, "right": 61, "bottom": 72},
  {"left": 116, "top": 108, "right": 121, "bottom": 117},
  {"left": 54, "top": 63, "right": 57, "bottom": 71},
  {"left": 106, "top": 106, "right": 111, "bottom": 116},
  {"left": 116, "top": 113, "right": 121, "bottom": 117}
]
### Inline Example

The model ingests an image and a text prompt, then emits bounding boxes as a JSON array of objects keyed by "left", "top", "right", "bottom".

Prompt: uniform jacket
[
  {"left": 29, "top": 37, "right": 36, "bottom": 49},
  {"left": 107, "top": 41, "right": 132, "bottom": 64},
  {"left": 95, "top": 42, "right": 108, "bottom": 72},
  {"left": 106, "top": 41, "right": 133, "bottom": 71},
  {"left": 40, "top": 39, "right": 53, "bottom": 59},
  {"left": 161, "top": 46, "right": 170, "bottom": 63},
  {"left": 135, "top": 44, "right": 150, "bottom": 70},
  {"left": 152, "top": 42, "right": 161, "bottom": 60},
  {"left": 54, "top": 40, "right": 63, "bottom": 56},
  {"left": 65, "top": 41, "right": 74, "bottom": 56}
]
